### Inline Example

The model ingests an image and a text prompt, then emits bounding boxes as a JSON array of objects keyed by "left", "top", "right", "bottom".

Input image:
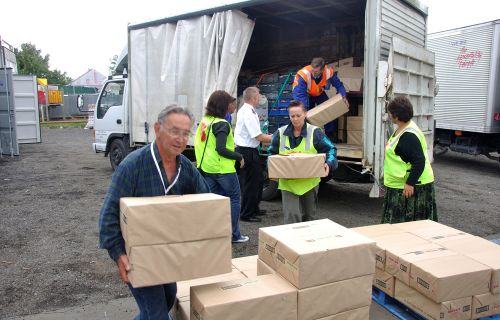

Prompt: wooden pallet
[{"left": 372, "top": 287, "right": 500, "bottom": 320}]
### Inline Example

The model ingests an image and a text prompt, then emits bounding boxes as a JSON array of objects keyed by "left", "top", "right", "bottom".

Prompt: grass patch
[{"left": 41, "top": 121, "right": 87, "bottom": 129}]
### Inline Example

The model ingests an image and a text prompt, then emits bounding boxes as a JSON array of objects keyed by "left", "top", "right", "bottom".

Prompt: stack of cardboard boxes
[
  {"left": 258, "top": 219, "right": 376, "bottom": 320},
  {"left": 119, "top": 194, "right": 233, "bottom": 288},
  {"left": 353, "top": 220, "right": 500, "bottom": 319}
]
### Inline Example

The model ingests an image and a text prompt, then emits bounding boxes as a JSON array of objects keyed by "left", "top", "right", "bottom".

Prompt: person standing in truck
[
  {"left": 99, "top": 105, "right": 209, "bottom": 320},
  {"left": 234, "top": 86, "right": 272, "bottom": 223},
  {"left": 293, "top": 57, "right": 349, "bottom": 137},
  {"left": 382, "top": 96, "right": 437, "bottom": 223},
  {"left": 194, "top": 90, "right": 249, "bottom": 243},
  {"left": 268, "top": 100, "right": 337, "bottom": 224}
]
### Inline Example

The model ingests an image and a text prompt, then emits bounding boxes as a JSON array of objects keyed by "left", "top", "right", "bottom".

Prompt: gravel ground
[{"left": 0, "top": 128, "right": 499, "bottom": 318}]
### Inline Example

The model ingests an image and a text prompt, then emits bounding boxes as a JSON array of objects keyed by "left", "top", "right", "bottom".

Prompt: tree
[
  {"left": 14, "top": 43, "right": 72, "bottom": 85},
  {"left": 15, "top": 43, "right": 50, "bottom": 78},
  {"left": 47, "top": 69, "right": 72, "bottom": 85}
]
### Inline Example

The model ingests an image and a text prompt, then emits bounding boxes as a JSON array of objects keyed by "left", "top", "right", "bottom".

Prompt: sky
[{"left": 1, "top": 0, "right": 499, "bottom": 80}]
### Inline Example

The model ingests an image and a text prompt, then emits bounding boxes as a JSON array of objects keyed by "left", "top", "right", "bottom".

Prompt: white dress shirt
[{"left": 234, "top": 103, "right": 262, "bottom": 148}]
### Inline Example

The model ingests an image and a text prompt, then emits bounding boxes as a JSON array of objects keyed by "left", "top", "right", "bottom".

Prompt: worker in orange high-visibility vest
[{"left": 293, "top": 57, "right": 349, "bottom": 137}]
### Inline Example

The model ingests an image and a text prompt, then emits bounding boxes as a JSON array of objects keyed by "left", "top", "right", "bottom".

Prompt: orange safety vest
[{"left": 292, "top": 65, "right": 334, "bottom": 97}]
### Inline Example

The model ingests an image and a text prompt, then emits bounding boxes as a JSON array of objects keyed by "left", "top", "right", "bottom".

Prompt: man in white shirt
[{"left": 235, "top": 87, "right": 272, "bottom": 222}]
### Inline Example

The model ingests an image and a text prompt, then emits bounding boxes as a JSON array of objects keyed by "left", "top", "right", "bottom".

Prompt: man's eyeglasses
[{"left": 164, "top": 127, "right": 193, "bottom": 139}]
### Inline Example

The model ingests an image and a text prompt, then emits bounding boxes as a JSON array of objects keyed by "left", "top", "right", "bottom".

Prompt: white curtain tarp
[{"left": 129, "top": 10, "right": 254, "bottom": 143}]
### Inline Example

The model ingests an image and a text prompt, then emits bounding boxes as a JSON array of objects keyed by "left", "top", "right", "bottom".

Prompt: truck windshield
[{"left": 97, "top": 81, "right": 125, "bottom": 119}]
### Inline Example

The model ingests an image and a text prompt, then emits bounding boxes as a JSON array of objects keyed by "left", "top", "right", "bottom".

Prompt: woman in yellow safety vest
[
  {"left": 194, "top": 90, "right": 249, "bottom": 243},
  {"left": 268, "top": 100, "right": 337, "bottom": 224},
  {"left": 382, "top": 96, "right": 437, "bottom": 223}
]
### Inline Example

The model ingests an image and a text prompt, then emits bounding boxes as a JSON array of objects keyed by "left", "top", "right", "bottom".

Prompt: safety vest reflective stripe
[
  {"left": 279, "top": 124, "right": 314, "bottom": 152},
  {"left": 294, "top": 65, "right": 334, "bottom": 97},
  {"left": 277, "top": 123, "right": 321, "bottom": 195}
]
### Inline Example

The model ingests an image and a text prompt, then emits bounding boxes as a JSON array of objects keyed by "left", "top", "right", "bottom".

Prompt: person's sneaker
[{"left": 232, "top": 235, "right": 250, "bottom": 243}]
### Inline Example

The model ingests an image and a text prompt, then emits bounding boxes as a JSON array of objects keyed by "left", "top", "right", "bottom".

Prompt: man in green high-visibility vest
[{"left": 268, "top": 100, "right": 337, "bottom": 224}]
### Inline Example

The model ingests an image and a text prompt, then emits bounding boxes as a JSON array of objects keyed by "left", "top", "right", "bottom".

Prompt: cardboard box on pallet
[
  {"left": 371, "top": 232, "right": 429, "bottom": 270},
  {"left": 374, "top": 268, "right": 395, "bottom": 297},
  {"left": 315, "top": 306, "right": 370, "bottom": 320},
  {"left": 298, "top": 274, "right": 373, "bottom": 320},
  {"left": 306, "top": 94, "right": 349, "bottom": 127},
  {"left": 393, "top": 220, "right": 471, "bottom": 243},
  {"left": 190, "top": 274, "right": 297, "bottom": 320},
  {"left": 410, "top": 254, "right": 491, "bottom": 302},
  {"left": 436, "top": 236, "right": 499, "bottom": 255},
  {"left": 385, "top": 243, "right": 456, "bottom": 286},
  {"left": 467, "top": 249, "right": 500, "bottom": 294},
  {"left": 120, "top": 194, "right": 232, "bottom": 288},
  {"left": 258, "top": 219, "right": 376, "bottom": 289},
  {"left": 472, "top": 292, "right": 500, "bottom": 318},
  {"left": 395, "top": 280, "right": 472, "bottom": 320},
  {"left": 268, "top": 153, "right": 326, "bottom": 179},
  {"left": 351, "top": 223, "right": 405, "bottom": 239}
]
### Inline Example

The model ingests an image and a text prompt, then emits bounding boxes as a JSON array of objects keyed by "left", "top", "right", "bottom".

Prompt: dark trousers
[
  {"left": 309, "top": 92, "right": 338, "bottom": 136},
  {"left": 127, "top": 282, "right": 176, "bottom": 320},
  {"left": 236, "top": 146, "right": 263, "bottom": 219}
]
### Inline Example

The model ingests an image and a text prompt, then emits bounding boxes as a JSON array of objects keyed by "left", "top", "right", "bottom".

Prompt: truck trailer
[
  {"left": 428, "top": 20, "right": 500, "bottom": 162},
  {"left": 91, "top": 0, "right": 436, "bottom": 197}
]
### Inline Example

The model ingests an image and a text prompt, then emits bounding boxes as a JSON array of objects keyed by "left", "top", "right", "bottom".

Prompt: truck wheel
[
  {"left": 109, "top": 139, "right": 128, "bottom": 171},
  {"left": 262, "top": 179, "right": 280, "bottom": 201}
]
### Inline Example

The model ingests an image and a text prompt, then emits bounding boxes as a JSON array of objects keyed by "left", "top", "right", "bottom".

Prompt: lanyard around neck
[{"left": 150, "top": 141, "right": 181, "bottom": 195}]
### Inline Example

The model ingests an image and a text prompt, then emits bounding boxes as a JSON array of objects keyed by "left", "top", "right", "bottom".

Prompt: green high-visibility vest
[
  {"left": 384, "top": 120, "right": 434, "bottom": 189},
  {"left": 278, "top": 123, "right": 321, "bottom": 196},
  {"left": 194, "top": 116, "right": 236, "bottom": 174}
]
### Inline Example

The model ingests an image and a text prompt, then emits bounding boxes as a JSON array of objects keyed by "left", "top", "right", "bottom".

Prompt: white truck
[
  {"left": 428, "top": 20, "right": 500, "bottom": 162},
  {"left": 91, "top": 0, "right": 436, "bottom": 198}
]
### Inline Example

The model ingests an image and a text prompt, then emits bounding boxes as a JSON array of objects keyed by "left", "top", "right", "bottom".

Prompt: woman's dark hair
[
  {"left": 288, "top": 99, "right": 306, "bottom": 112},
  {"left": 205, "top": 90, "right": 235, "bottom": 119},
  {"left": 387, "top": 96, "right": 414, "bottom": 122}
]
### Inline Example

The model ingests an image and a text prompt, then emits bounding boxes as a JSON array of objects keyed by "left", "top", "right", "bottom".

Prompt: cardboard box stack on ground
[
  {"left": 346, "top": 116, "right": 363, "bottom": 145},
  {"left": 306, "top": 94, "right": 349, "bottom": 127},
  {"left": 190, "top": 274, "right": 298, "bottom": 320},
  {"left": 395, "top": 280, "right": 472, "bottom": 320},
  {"left": 259, "top": 219, "right": 376, "bottom": 319},
  {"left": 231, "top": 255, "right": 258, "bottom": 278},
  {"left": 268, "top": 153, "right": 326, "bottom": 179},
  {"left": 119, "top": 194, "right": 232, "bottom": 288},
  {"left": 174, "top": 268, "right": 248, "bottom": 320}
]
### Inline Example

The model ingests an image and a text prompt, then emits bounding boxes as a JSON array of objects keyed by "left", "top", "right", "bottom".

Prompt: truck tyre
[
  {"left": 109, "top": 139, "right": 128, "bottom": 171},
  {"left": 262, "top": 179, "right": 280, "bottom": 201}
]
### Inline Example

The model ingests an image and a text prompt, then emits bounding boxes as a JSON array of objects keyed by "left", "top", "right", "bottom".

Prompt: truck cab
[{"left": 92, "top": 76, "right": 128, "bottom": 170}]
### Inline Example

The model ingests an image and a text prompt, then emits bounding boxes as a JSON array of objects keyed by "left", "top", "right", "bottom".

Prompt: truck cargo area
[{"left": 236, "top": 0, "right": 366, "bottom": 161}]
